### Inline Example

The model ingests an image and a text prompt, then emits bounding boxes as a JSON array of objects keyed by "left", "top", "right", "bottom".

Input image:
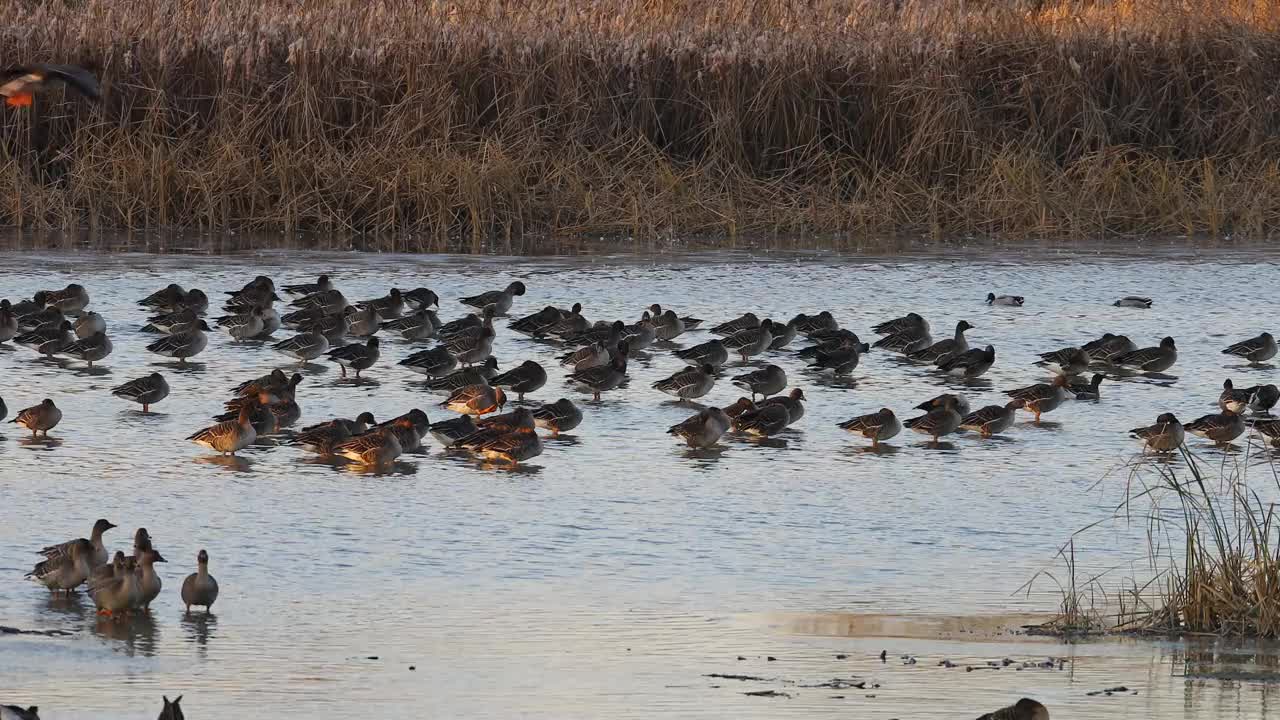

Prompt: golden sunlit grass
[{"left": 2, "top": 0, "right": 1280, "bottom": 243}]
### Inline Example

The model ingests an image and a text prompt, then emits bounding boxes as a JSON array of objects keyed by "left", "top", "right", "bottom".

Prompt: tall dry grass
[{"left": 2, "top": 0, "right": 1280, "bottom": 244}]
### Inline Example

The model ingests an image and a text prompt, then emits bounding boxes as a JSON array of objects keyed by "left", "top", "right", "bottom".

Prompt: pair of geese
[
  {"left": 1129, "top": 378, "right": 1280, "bottom": 450},
  {"left": 0, "top": 695, "right": 185, "bottom": 720},
  {"left": 24, "top": 519, "right": 218, "bottom": 616}
]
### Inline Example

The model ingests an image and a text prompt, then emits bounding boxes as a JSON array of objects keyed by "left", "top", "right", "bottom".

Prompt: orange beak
[{"left": 5, "top": 92, "right": 33, "bottom": 107}]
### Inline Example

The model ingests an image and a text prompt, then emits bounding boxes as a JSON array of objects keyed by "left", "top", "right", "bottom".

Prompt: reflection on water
[{"left": 2, "top": 242, "right": 1280, "bottom": 717}]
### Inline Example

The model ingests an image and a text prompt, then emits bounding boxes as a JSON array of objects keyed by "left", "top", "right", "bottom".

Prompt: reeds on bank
[{"left": 2, "top": 0, "right": 1280, "bottom": 242}]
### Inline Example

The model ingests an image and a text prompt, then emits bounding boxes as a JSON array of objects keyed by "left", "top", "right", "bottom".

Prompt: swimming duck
[
  {"left": 1, "top": 63, "right": 101, "bottom": 107},
  {"left": 1184, "top": 410, "right": 1245, "bottom": 445},
  {"left": 733, "top": 400, "right": 791, "bottom": 437},
  {"left": 429, "top": 414, "right": 479, "bottom": 447},
  {"left": 872, "top": 329, "right": 932, "bottom": 354},
  {"left": 381, "top": 309, "right": 439, "bottom": 340},
  {"left": 361, "top": 288, "right": 405, "bottom": 319},
  {"left": 903, "top": 396, "right": 963, "bottom": 442},
  {"left": 653, "top": 363, "right": 716, "bottom": 400},
  {"left": 42, "top": 283, "right": 90, "bottom": 314},
  {"left": 145, "top": 322, "right": 211, "bottom": 363},
  {"left": 1082, "top": 333, "right": 1138, "bottom": 364},
  {"left": 674, "top": 338, "right": 730, "bottom": 369},
  {"left": 293, "top": 412, "right": 376, "bottom": 454},
  {"left": 290, "top": 288, "right": 348, "bottom": 314},
  {"left": 732, "top": 364, "right": 787, "bottom": 400},
  {"left": 181, "top": 550, "right": 220, "bottom": 614},
  {"left": 58, "top": 330, "right": 112, "bottom": 367},
  {"left": 188, "top": 400, "right": 258, "bottom": 455},
  {"left": 871, "top": 312, "right": 929, "bottom": 337},
  {"left": 793, "top": 311, "right": 839, "bottom": 336},
  {"left": 460, "top": 281, "right": 527, "bottom": 315},
  {"left": 710, "top": 312, "right": 760, "bottom": 336},
  {"left": 986, "top": 293, "right": 1024, "bottom": 307},
  {"left": 1005, "top": 376, "right": 1070, "bottom": 422},
  {"left": 763, "top": 388, "right": 806, "bottom": 425},
  {"left": 400, "top": 346, "right": 460, "bottom": 378},
  {"left": 283, "top": 274, "right": 333, "bottom": 296},
  {"left": 325, "top": 337, "right": 380, "bottom": 378},
  {"left": 272, "top": 331, "right": 329, "bottom": 364},
  {"left": 1223, "top": 332, "right": 1277, "bottom": 364},
  {"left": 26, "top": 534, "right": 99, "bottom": 593},
  {"left": 73, "top": 311, "right": 106, "bottom": 339},
  {"left": 907, "top": 320, "right": 972, "bottom": 364},
  {"left": 404, "top": 287, "right": 441, "bottom": 309},
  {"left": 12, "top": 399, "right": 61, "bottom": 437},
  {"left": 423, "top": 358, "right": 501, "bottom": 391},
  {"left": 669, "top": 407, "right": 732, "bottom": 448},
  {"left": 976, "top": 697, "right": 1049, "bottom": 720},
  {"left": 1035, "top": 346, "right": 1089, "bottom": 376},
  {"left": 15, "top": 320, "right": 72, "bottom": 355},
  {"left": 938, "top": 345, "right": 996, "bottom": 378},
  {"left": 723, "top": 319, "right": 775, "bottom": 361},
  {"left": 142, "top": 308, "right": 202, "bottom": 335},
  {"left": 531, "top": 398, "right": 583, "bottom": 436},
  {"left": 1219, "top": 379, "right": 1254, "bottom": 414},
  {"left": 0, "top": 299, "right": 17, "bottom": 342},
  {"left": 489, "top": 360, "right": 548, "bottom": 402},
  {"left": 1114, "top": 296, "right": 1153, "bottom": 308},
  {"left": 648, "top": 304, "right": 703, "bottom": 331},
  {"left": 111, "top": 373, "right": 170, "bottom": 412},
  {"left": 960, "top": 400, "right": 1024, "bottom": 438},
  {"left": 1068, "top": 373, "right": 1105, "bottom": 400},
  {"left": 441, "top": 384, "right": 508, "bottom": 415},
  {"left": 915, "top": 393, "right": 972, "bottom": 416},
  {"left": 559, "top": 340, "right": 611, "bottom": 372},
  {"left": 809, "top": 341, "right": 870, "bottom": 375},
  {"left": 1114, "top": 337, "right": 1177, "bottom": 372},
  {"left": 838, "top": 408, "right": 902, "bottom": 447},
  {"left": 333, "top": 425, "right": 403, "bottom": 465},
  {"left": 569, "top": 345, "right": 628, "bottom": 400}
]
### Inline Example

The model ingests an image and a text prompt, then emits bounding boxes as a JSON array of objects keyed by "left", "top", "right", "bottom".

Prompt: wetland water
[{"left": 1, "top": 243, "right": 1279, "bottom": 718}]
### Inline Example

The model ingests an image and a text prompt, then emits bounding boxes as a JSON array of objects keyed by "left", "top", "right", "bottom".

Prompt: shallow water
[{"left": 1, "top": 243, "right": 1278, "bottom": 718}]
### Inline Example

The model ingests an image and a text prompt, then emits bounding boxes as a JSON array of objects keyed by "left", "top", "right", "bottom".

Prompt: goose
[
  {"left": 17, "top": 304, "right": 64, "bottom": 332},
  {"left": 73, "top": 311, "right": 106, "bottom": 339},
  {"left": 1249, "top": 384, "right": 1280, "bottom": 414},
  {"left": 797, "top": 329, "right": 862, "bottom": 357},
  {"left": 472, "top": 424, "right": 543, "bottom": 465},
  {"left": 1219, "top": 379, "right": 1254, "bottom": 414},
  {"left": 268, "top": 399, "right": 302, "bottom": 430},
  {"left": 1254, "top": 418, "right": 1280, "bottom": 446},
  {"left": 767, "top": 318, "right": 798, "bottom": 349},
  {"left": 872, "top": 329, "right": 932, "bottom": 354},
  {"left": 58, "top": 330, "right": 112, "bottom": 367},
  {"left": 15, "top": 320, "right": 72, "bottom": 355},
  {"left": 110, "top": 373, "right": 170, "bottom": 412},
  {"left": 423, "top": 358, "right": 501, "bottom": 392},
  {"left": 1068, "top": 373, "right": 1105, "bottom": 400},
  {"left": 146, "top": 323, "right": 211, "bottom": 363},
  {"left": 455, "top": 407, "right": 536, "bottom": 449},
  {"left": 361, "top": 288, "right": 404, "bottom": 319},
  {"left": 668, "top": 407, "right": 732, "bottom": 448},
  {"left": 763, "top": 388, "right": 806, "bottom": 426},
  {"left": 31, "top": 518, "right": 115, "bottom": 589},
  {"left": 960, "top": 400, "right": 1024, "bottom": 438},
  {"left": 9, "top": 292, "right": 48, "bottom": 318},
  {"left": 375, "top": 412, "right": 430, "bottom": 453},
  {"left": 429, "top": 414, "right": 479, "bottom": 447},
  {"left": 916, "top": 393, "right": 972, "bottom": 416},
  {"left": 620, "top": 314, "right": 657, "bottom": 352},
  {"left": 647, "top": 304, "right": 703, "bottom": 331},
  {"left": 232, "top": 368, "right": 289, "bottom": 398},
  {"left": 562, "top": 319, "right": 625, "bottom": 347},
  {"left": 437, "top": 306, "right": 493, "bottom": 340},
  {"left": 272, "top": 331, "right": 329, "bottom": 364},
  {"left": 181, "top": 288, "right": 210, "bottom": 314},
  {"left": 42, "top": 283, "right": 90, "bottom": 314},
  {"left": 907, "top": 320, "right": 972, "bottom": 364},
  {"left": 381, "top": 309, "right": 439, "bottom": 340},
  {"left": 1184, "top": 410, "right": 1245, "bottom": 445},
  {"left": 986, "top": 293, "right": 1024, "bottom": 307},
  {"left": 838, "top": 408, "right": 902, "bottom": 447},
  {"left": 93, "top": 550, "right": 164, "bottom": 616},
  {"left": 210, "top": 401, "right": 276, "bottom": 436},
  {"left": 531, "top": 398, "right": 583, "bottom": 436},
  {"left": 26, "top": 537, "right": 96, "bottom": 593},
  {"left": 938, "top": 345, "right": 996, "bottom": 378},
  {"left": 976, "top": 698, "right": 1049, "bottom": 720},
  {"left": 0, "top": 299, "right": 17, "bottom": 342},
  {"left": 652, "top": 363, "right": 716, "bottom": 400},
  {"left": 142, "top": 308, "right": 202, "bottom": 335},
  {"left": 722, "top": 397, "right": 757, "bottom": 420},
  {"left": 1082, "top": 333, "right": 1139, "bottom": 364},
  {"left": 87, "top": 550, "right": 128, "bottom": 594},
  {"left": 489, "top": 360, "right": 548, "bottom": 402},
  {"left": 542, "top": 304, "right": 591, "bottom": 338},
  {"left": 811, "top": 341, "right": 870, "bottom": 375},
  {"left": 559, "top": 340, "right": 611, "bottom": 372},
  {"left": 1114, "top": 337, "right": 1177, "bottom": 372},
  {"left": 188, "top": 400, "right": 258, "bottom": 455},
  {"left": 1005, "top": 376, "right": 1070, "bottom": 422},
  {"left": 290, "top": 288, "right": 348, "bottom": 314},
  {"left": 1035, "top": 346, "right": 1089, "bottom": 376},
  {"left": 674, "top": 338, "right": 729, "bottom": 368},
  {"left": 460, "top": 281, "right": 527, "bottom": 315},
  {"left": 325, "top": 337, "right": 380, "bottom": 378},
  {"left": 653, "top": 309, "right": 687, "bottom": 342},
  {"left": 509, "top": 305, "right": 562, "bottom": 335},
  {"left": 903, "top": 396, "right": 963, "bottom": 442},
  {"left": 216, "top": 307, "right": 265, "bottom": 341},
  {"left": 283, "top": 274, "right": 333, "bottom": 296},
  {"left": 400, "top": 346, "right": 460, "bottom": 378},
  {"left": 333, "top": 425, "right": 403, "bottom": 465},
  {"left": 731, "top": 364, "right": 787, "bottom": 400},
  {"left": 733, "top": 400, "right": 791, "bottom": 437},
  {"left": 793, "top": 311, "right": 839, "bottom": 336},
  {"left": 1, "top": 63, "right": 101, "bottom": 107},
  {"left": 222, "top": 286, "right": 279, "bottom": 314},
  {"left": 296, "top": 310, "right": 349, "bottom": 341},
  {"left": 871, "top": 312, "right": 928, "bottom": 336},
  {"left": 441, "top": 384, "right": 508, "bottom": 416},
  {"left": 404, "top": 287, "right": 441, "bottom": 309},
  {"left": 1114, "top": 296, "right": 1153, "bottom": 308},
  {"left": 293, "top": 412, "right": 376, "bottom": 454},
  {"left": 343, "top": 305, "right": 381, "bottom": 337},
  {"left": 723, "top": 319, "right": 774, "bottom": 361},
  {"left": 181, "top": 550, "right": 219, "bottom": 614},
  {"left": 568, "top": 345, "right": 628, "bottom": 400},
  {"left": 443, "top": 314, "right": 496, "bottom": 365},
  {"left": 710, "top": 312, "right": 760, "bottom": 336},
  {"left": 12, "top": 399, "right": 61, "bottom": 437},
  {"left": 136, "top": 546, "right": 164, "bottom": 609},
  {"left": 140, "top": 283, "right": 187, "bottom": 309},
  {"left": 1223, "top": 332, "right": 1277, "bottom": 364}
]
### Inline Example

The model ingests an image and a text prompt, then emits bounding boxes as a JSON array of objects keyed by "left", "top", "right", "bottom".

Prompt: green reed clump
[{"left": 2, "top": 0, "right": 1280, "bottom": 242}]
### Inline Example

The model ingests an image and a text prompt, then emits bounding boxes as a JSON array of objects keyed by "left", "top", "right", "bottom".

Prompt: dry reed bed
[{"left": 2, "top": 0, "right": 1280, "bottom": 243}]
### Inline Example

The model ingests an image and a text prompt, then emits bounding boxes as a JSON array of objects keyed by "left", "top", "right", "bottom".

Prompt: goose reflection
[
  {"left": 38, "top": 590, "right": 89, "bottom": 622},
  {"left": 193, "top": 454, "right": 253, "bottom": 472},
  {"left": 92, "top": 609, "right": 160, "bottom": 656},
  {"left": 681, "top": 446, "right": 727, "bottom": 467},
  {"left": 19, "top": 436, "right": 63, "bottom": 450},
  {"left": 340, "top": 460, "right": 417, "bottom": 477},
  {"left": 181, "top": 612, "right": 218, "bottom": 652}
]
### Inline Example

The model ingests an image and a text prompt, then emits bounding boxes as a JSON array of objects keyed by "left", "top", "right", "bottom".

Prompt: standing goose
[
  {"left": 180, "top": 288, "right": 210, "bottom": 314},
  {"left": 423, "top": 358, "right": 500, "bottom": 392},
  {"left": 345, "top": 304, "right": 382, "bottom": 337},
  {"left": 272, "top": 331, "right": 329, "bottom": 365},
  {"left": 763, "top": 388, "right": 806, "bottom": 426},
  {"left": 674, "top": 338, "right": 730, "bottom": 369},
  {"left": 733, "top": 400, "right": 791, "bottom": 437},
  {"left": 872, "top": 312, "right": 929, "bottom": 336},
  {"left": 620, "top": 314, "right": 657, "bottom": 352},
  {"left": 362, "top": 288, "right": 405, "bottom": 319},
  {"left": 668, "top": 407, "right": 732, "bottom": 448},
  {"left": 907, "top": 320, "right": 972, "bottom": 364},
  {"left": 569, "top": 345, "right": 629, "bottom": 401},
  {"left": 986, "top": 293, "right": 1024, "bottom": 307},
  {"left": 1219, "top": 379, "right": 1254, "bottom": 414},
  {"left": 489, "top": 360, "right": 548, "bottom": 402},
  {"left": 32, "top": 518, "right": 115, "bottom": 585},
  {"left": 293, "top": 412, "right": 376, "bottom": 454},
  {"left": 1082, "top": 333, "right": 1139, "bottom": 364},
  {"left": 441, "top": 385, "right": 508, "bottom": 416},
  {"left": 26, "top": 537, "right": 98, "bottom": 594},
  {"left": 559, "top": 340, "right": 611, "bottom": 372},
  {"left": 142, "top": 308, "right": 202, "bottom": 335},
  {"left": 798, "top": 329, "right": 862, "bottom": 357},
  {"left": 404, "top": 287, "right": 441, "bottom": 310},
  {"left": 648, "top": 304, "right": 703, "bottom": 331},
  {"left": 136, "top": 547, "right": 165, "bottom": 608},
  {"left": 732, "top": 364, "right": 787, "bottom": 400},
  {"left": 58, "top": 331, "right": 112, "bottom": 367},
  {"left": 17, "top": 304, "right": 64, "bottom": 332},
  {"left": 73, "top": 311, "right": 106, "bottom": 339},
  {"left": 1184, "top": 410, "right": 1245, "bottom": 445},
  {"left": 976, "top": 698, "right": 1050, "bottom": 720},
  {"left": 960, "top": 400, "right": 1024, "bottom": 438},
  {"left": 217, "top": 307, "right": 266, "bottom": 340},
  {"left": 15, "top": 320, "right": 72, "bottom": 356},
  {"left": 1249, "top": 384, "right": 1280, "bottom": 414},
  {"left": 1114, "top": 296, "right": 1153, "bottom": 308},
  {"left": 652, "top": 309, "right": 687, "bottom": 342},
  {"left": 111, "top": 373, "right": 170, "bottom": 412},
  {"left": 145, "top": 322, "right": 211, "bottom": 363},
  {"left": 653, "top": 363, "right": 716, "bottom": 401},
  {"left": 793, "top": 311, "right": 839, "bottom": 336},
  {"left": 12, "top": 399, "right": 61, "bottom": 437},
  {"left": 1035, "top": 347, "right": 1090, "bottom": 377},
  {"left": 139, "top": 283, "right": 187, "bottom": 309},
  {"left": 455, "top": 407, "right": 536, "bottom": 449},
  {"left": 232, "top": 368, "right": 289, "bottom": 398},
  {"left": 290, "top": 288, "right": 348, "bottom": 315},
  {"left": 429, "top": 414, "right": 479, "bottom": 448},
  {"left": 443, "top": 312, "right": 497, "bottom": 365},
  {"left": 872, "top": 329, "right": 932, "bottom": 354},
  {"left": 1005, "top": 376, "right": 1070, "bottom": 423},
  {"left": 0, "top": 299, "right": 17, "bottom": 342},
  {"left": 838, "top": 408, "right": 902, "bottom": 447},
  {"left": 1068, "top": 373, "right": 1105, "bottom": 400},
  {"left": 472, "top": 424, "right": 543, "bottom": 465},
  {"left": 375, "top": 410, "right": 431, "bottom": 453},
  {"left": 333, "top": 425, "right": 403, "bottom": 465},
  {"left": 400, "top": 346, "right": 460, "bottom": 378},
  {"left": 325, "top": 337, "right": 380, "bottom": 378},
  {"left": 283, "top": 274, "right": 333, "bottom": 296},
  {"left": 543, "top": 304, "right": 592, "bottom": 338},
  {"left": 187, "top": 400, "right": 258, "bottom": 455},
  {"left": 1223, "top": 332, "right": 1277, "bottom": 364},
  {"left": 1114, "top": 337, "right": 1177, "bottom": 372},
  {"left": 903, "top": 396, "right": 963, "bottom": 443},
  {"left": 938, "top": 345, "right": 996, "bottom": 378},
  {"left": 460, "top": 281, "right": 527, "bottom": 315},
  {"left": 562, "top": 319, "right": 625, "bottom": 347},
  {"left": 767, "top": 318, "right": 798, "bottom": 349},
  {"left": 916, "top": 393, "right": 972, "bottom": 416},
  {"left": 510, "top": 305, "right": 563, "bottom": 335},
  {"left": 296, "top": 310, "right": 350, "bottom": 342},
  {"left": 181, "top": 549, "right": 220, "bottom": 614},
  {"left": 723, "top": 319, "right": 775, "bottom": 361},
  {"left": 381, "top": 308, "right": 438, "bottom": 341},
  {"left": 0, "top": 63, "right": 101, "bottom": 107},
  {"left": 810, "top": 341, "right": 870, "bottom": 375},
  {"left": 710, "top": 312, "right": 760, "bottom": 336},
  {"left": 43, "top": 283, "right": 90, "bottom": 314},
  {"left": 531, "top": 398, "right": 583, "bottom": 436}
]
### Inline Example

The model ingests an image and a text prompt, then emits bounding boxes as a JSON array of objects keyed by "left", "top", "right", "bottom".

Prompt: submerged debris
[{"left": 744, "top": 690, "right": 791, "bottom": 698}]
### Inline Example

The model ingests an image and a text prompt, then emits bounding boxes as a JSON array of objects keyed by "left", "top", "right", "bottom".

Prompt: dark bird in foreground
[
  {"left": 1, "top": 64, "right": 101, "bottom": 107},
  {"left": 975, "top": 697, "right": 1049, "bottom": 720}
]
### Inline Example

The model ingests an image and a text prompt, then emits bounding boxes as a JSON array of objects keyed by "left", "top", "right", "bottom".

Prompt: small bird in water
[
  {"left": 986, "top": 293, "right": 1024, "bottom": 307},
  {"left": 1113, "top": 296, "right": 1152, "bottom": 308},
  {"left": 1, "top": 64, "right": 101, "bottom": 107},
  {"left": 181, "top": 549, "right": 220, "bottom": 615}
]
